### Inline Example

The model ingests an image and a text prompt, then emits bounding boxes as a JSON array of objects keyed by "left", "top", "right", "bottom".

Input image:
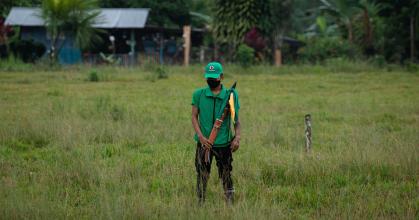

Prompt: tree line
[{"left": 0, "top": 0, "right": 418, "bottom": 65}]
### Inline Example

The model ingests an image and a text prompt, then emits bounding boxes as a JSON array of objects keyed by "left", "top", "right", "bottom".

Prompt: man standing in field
[{"left": 191, "top": 62, "right": 241, "bottom": 205}]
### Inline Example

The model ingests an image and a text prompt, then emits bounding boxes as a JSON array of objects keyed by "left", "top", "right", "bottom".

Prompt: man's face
[{"left": 206, "top": 77, "right": 222, "bottom": 88}]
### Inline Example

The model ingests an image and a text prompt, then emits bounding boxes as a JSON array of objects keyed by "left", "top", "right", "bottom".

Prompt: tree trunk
[
  {"left": 363, "top": 9, "right": 372, "bottom": 47},
  {"left": 212, "top": 30, "right": 219, "bottom": 61},
  {"left": 348, "top": 22, "right": 353, "bottom": 43},
  {"left": 214, "top": 42, "right": 219, "bottom": 61},
  {"left": 55, "top": 33, "right": 68, "bottom": 64},
  {"left": 411, "top": 15, "right": 416, "bottom": 62},
  {"left": 273, "top": 30, "right": 284, "bottom": 66},
  {"left": 50, "top": 33, "right": 60, "bottom": 64}
]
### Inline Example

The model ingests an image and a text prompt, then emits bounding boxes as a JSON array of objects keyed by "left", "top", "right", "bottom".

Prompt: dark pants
[{"left": 195, "top": 142, "right": 234, "bottom": 202}]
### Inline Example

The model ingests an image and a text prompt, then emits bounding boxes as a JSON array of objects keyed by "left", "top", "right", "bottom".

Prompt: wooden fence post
[
  {"left": 305, "top": 114, "right": 312, "bottom": 152},
  {"left": 183, "top": 25, "right": 191, "bottom": 66},
  {"left": 275, "top": 48, "right": 282, "bottom": 67}
]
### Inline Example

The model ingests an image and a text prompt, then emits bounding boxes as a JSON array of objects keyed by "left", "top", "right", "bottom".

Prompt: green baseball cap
[{"left": 204, "top": 62, "right": 223, "bottom": 79}]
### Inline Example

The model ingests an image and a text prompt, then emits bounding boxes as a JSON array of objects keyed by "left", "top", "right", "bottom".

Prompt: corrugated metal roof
[
  {"left": 5, "top": 7, "right": 150, "bottom": 29},
  {"left": 5, "top": 7, "right": 44, "bottom": 26},
  {"left": 95, "top": 8, "right": 149, "bottom": 28}
]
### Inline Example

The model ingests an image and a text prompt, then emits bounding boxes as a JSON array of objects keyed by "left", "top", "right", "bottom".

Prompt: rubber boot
[{"left": 225, "top": 189, "right": 234, "bottom": 206}]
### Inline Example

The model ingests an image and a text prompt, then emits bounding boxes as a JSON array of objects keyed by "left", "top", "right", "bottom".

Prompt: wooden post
[
  {"left": 183, "top": 25, "right": 191, "bottom": 66},
  {"left": 305, "top": 114, "right": 312, "bottom": 152},
  {"left": 275, "top": 48, "right": 282, "bottom": 67}
]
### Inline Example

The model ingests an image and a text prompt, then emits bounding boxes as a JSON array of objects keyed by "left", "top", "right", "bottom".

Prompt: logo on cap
[{"left": 209, "top": 65, "right": 215, "bottom": 71}]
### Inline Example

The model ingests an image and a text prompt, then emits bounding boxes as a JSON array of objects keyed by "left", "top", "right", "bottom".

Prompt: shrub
[
  {"left": 9, "top": 39, "right": 46, "bottom": 62},
  {"left": 236, "top": 44, "right": 254, "bottom": 67},
  {"left": 298, "top": 37, "right": 361, "bottom": 63},
  {"left": 405, "top": 61, "right": 419, "bottom": 73},
  {"left": 370, "top": 55, "right": 386, "bottom": 68},
  {"left": 88, "top": 71, "right": 99, "bottom": 82},
  {"left": 145, "top": 65, "right": 168, "bottom": 82},
  {"left": 155, "top": 66, "right": 168, "bottom": 79}
]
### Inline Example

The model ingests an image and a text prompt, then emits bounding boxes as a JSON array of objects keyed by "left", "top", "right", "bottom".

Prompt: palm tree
[
  {"left": 41, "top": 0, "right": 101, "bottom": 62},
  {"left": 320, "top": 0, "right": 361, "bottom": 43},
  {"left": 358, "top": 0, "right": 385, "bottom": 53}
]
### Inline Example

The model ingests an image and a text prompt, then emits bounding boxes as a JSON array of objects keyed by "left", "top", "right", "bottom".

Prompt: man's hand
[
  {"left": 193, "top": 106, "right": 212, "bottom": 150},
  {"left": 231, "top": 136, "right": 240, "bottom": 152},
  {"left": 199, "top": 135, "right": 212, "bottom": 150}
]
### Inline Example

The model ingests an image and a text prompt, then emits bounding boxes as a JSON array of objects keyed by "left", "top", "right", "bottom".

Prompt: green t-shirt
[{"left": 191, "top": 84, "right": 240, "bottom": 147}]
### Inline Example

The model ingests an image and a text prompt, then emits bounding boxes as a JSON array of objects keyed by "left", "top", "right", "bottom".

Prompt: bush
[
  {"left": 88, "top": 71, "right": 99, "bottom": 82},
  {"left": 405, "top": 61, "right": 419, "bottom": 73},
  {"left": 155, "top": 66, "right": 168, "bottom": 79},
  {"left": 298, "top": 37, "right": 361, "bottom": 63},
  {"left": 144, "top": 65, "right": 168, "bottom": 82},
  {"left": 370, "top": 55, "right": 386, "bottom": 68},
  {"left": 236, "top": 44, "right": 254, "bottom": 67},
  {"left": 9, "top": 39, "right": 46, "bottom": 62}
]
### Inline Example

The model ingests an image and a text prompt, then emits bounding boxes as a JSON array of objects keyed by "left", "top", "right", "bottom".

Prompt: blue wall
[{"left": 21, "top": 27, "right": 82, "bottom": 64}]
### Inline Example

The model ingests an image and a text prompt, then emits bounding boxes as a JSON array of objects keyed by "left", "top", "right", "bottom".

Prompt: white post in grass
[{"left": 305, "top": 114, "right": 312, "bottom": 152}]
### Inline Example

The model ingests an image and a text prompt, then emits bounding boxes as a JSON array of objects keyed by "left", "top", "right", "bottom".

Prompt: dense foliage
[
  {"left": 100, "top": 0, "right": 191, "bottom": 28},
  {"left": 236, "top": 43, "right": 254, "bottom": 67},
  {"left": 9, "top": 39, "right": 46, "bottom": 62},
  {"left": 130, "top": 0, "right": 191, "bottom": 27},
  {"left": 0, "top": 0, "right": 41, "bottom": 17},
  {"left": 212, "top": 0, "right": 269, "bottom": 61},
  {"left": 298, "top": 36, "right": 360, "bottom": 63},
  {"left": 1, "top": 0, "right": 418, "bottom": 64},
  {"left": 300, "top": 0, "right": 419, "bottom": 63}
]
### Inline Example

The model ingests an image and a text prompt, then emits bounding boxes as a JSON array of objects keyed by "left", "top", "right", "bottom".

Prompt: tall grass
[
  {"left": 0, "top": 56, "right": 34, "bottom": 72},
  {"left": 0, "top": 65, "right": 418, "bottom": 219}
]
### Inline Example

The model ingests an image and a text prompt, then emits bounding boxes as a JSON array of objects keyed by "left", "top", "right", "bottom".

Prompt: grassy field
[{"left": 0, "top": 64, "right": 418, "bottom": 219}]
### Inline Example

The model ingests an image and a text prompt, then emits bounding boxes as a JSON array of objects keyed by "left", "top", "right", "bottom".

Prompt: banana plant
[
  {"left": 357, "top": 0, "right": 386, "bottom": 50},
  {"left": 319, "top": 0, "right": 361, "bottom": 43}
]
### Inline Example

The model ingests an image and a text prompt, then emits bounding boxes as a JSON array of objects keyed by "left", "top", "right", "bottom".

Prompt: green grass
[{"left": 0, "top": 65, "right": 418, "bottom": 219}]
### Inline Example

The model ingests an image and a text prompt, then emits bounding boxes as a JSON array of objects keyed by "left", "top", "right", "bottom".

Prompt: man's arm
[
  {"left": 192, "top": 106, "right": 211, "bottom": 148},
  {"left": 231, "top": 118, "right": 240, "bottom": 152}
]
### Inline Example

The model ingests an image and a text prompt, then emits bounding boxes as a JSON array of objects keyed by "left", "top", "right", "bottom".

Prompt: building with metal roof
[
  {"left": 5, "top": 7, "right": 150, "bottom": 29},
  {"left": 4, "top": 7, "right": 179, "bottom": 65}
]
